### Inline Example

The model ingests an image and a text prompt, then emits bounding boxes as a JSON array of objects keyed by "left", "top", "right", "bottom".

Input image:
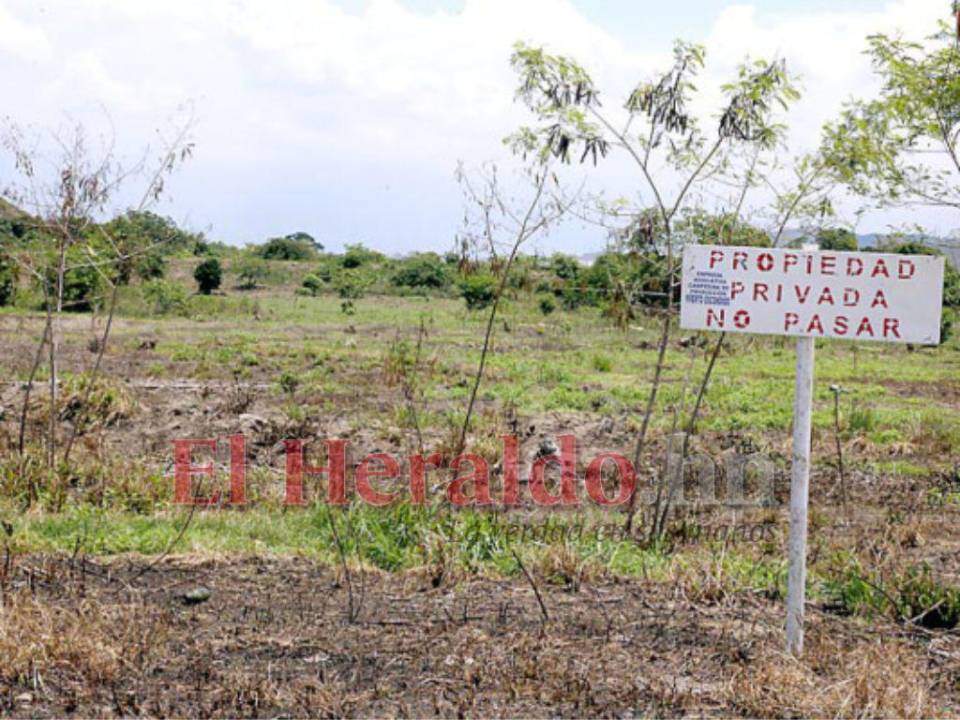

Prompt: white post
[{"left": 786, "top": 335, "right": 815, "bottom": 656}]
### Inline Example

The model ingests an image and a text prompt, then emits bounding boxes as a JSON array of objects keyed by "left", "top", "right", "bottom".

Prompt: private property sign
[
  {"left": 679, "top": 242, "right": 945, "bottom": 658},
  {"left": 681, "top": 245, "right": 945, "bottom": 344}
]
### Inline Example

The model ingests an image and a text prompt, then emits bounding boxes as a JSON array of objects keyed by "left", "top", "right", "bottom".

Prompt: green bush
[
  {"left": 816, "top": 227, "right": 859, "bottom": 251},
  {"left": 942, "top": 309, "right": 954, "bottom": 346},
  {"left": 550, "top": 254, "right": 581, "bottom": 281},
  {"left": 193, "top": 258, "right": 223, "bottom": 295},
  {"left": 341, "top": 243, "right": 384, "bottom": 269},
  {"left": 592, "top": 354, "right": 613, "bottom": 372},
  {"left": 254, "top": 234, "right": 319, "bottom": 261},
  {"left": 41, "top": 246, "right": 103, "bottom": 312},
  {"left": 142, "top": 279, "right": 188, "bottom": 316},
  {"left": 133, "top": 251, "right": 167, "bottom": 282},
  {"left": 459, "top": 274, "right": 497, "bottom": 311},
  {"left": 235, "top": 257, "right": 271, "bottom": 290},
  {"left": 0, "top": 250, "right": 16, "bottom": 306},
  {"left": 538, "top": 295, "right": 556, "bottom": 315},
  {"left": 335, "top": 272, "right": 365, "bottom": 300},
  {"left": 392, "top": 253, "right": 450, "bottom": 290},
  {"left": 302, "top": 273, "right": 324, "bottom": 297}
]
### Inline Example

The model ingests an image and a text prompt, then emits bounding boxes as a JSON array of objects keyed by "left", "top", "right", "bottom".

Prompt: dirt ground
[{"left": 1, "top": 554, "right": 958, "bottom": 718}]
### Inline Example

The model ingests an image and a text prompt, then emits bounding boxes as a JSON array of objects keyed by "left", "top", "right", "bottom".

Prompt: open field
[{"left": 1, "top": 263, "right": 959, "bottom": 716}]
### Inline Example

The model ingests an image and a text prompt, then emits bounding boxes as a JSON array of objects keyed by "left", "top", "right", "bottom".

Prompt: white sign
[{"left": 681, "top": 245, "right": 945, "bottom": 344}]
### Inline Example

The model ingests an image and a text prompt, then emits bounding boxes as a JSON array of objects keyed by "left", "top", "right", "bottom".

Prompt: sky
[{"left": 0, "top": 0, "right": 956, "bottom": 255}]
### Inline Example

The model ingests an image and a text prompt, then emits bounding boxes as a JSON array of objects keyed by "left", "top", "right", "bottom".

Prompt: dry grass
[
  {"left": 0, "top": 588, "right": 170, "bottom": 696},
  {"left": 731, "top": 631, "right": 934, "bottom": 718}
]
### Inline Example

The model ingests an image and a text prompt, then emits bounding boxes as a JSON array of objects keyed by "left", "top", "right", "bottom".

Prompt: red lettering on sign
[
  {"left": 871, "top": 259, "right": 890, "bottom": 278},
  {"left": 709, "top": 250, "right": 724, "bottom": 269},
  {"left": 847, "top": 257, "right": 864, "bottom": 276},
  {"left": 733, "top": 251, "right": 747, "bottom": 270},
  {"left": 734, "top": 310, "right": 751, "bottom": 329},
  {"left": 754, "top": 283, "right": 769, "bottom": 302},
  {"left": 871, "top": 290, "right": 889, "bottom": 309},
  {"left": 843, "top": 288, "right": 860, "bottom": 307},
  {"left": 817, "top": 287, "right": 835, "bottom": 306},
  {"left": 757, "top": 253, "right": 774, "bottom": 272},
  {"left": 898, "top": 259, "right": 915, "bottom": 280},
  {"left": 856, "top": 317, "right": 875, "bottom": 337},
  {"left": 820, "top": 255, "right": 837, "bottom": 275},
  {"left": 834, "top": 316, "right": 849, "bottom": 336},
  {"left": 884, "top": 318, "right": 901, "bottom": 339},
  {"left": 807, "top": 315, "right": 824, "bottom": 335},
  {"left": 795, "top": 286, "right": 811, "bottom": 304},
  {"left": 785, "top": 313, "right": 800, "bottom": 331},
  {"left": 731, "top": 281, "right": 745, "bottom": 300},
  {"left": 707, "top": 309, "right": 725, "bottom": 328}
]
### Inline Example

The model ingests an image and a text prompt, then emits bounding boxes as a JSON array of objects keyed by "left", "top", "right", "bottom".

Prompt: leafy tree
[
  {"left": 672, "top": 209, "right": 771, "bottom": 248},
  {"left": 341, "top": 243, "right": 384, "bottom": 269},
  {"left": 392, "top": 253, "right": 450, "bottom": 290},
  {"left": 194, "top": 258, "right": 222, "bottom": 295},
  {"left": 254, "top": 235, "right": 318, "bottom": 261},
  {"left": 824, "top": 16, "right": 960, "bottom": 210},
  {"left": 235, "top": 256, "right": 270, "bottom": 290},
  {"left": 817, "top": 227, "right": 859, "bottom": 251},
  {"left": 550, "top": 253, "right": 581, "bottom": 281},
  {"left": 103, "top": 211, "right": 202, "bottom": 284},
  {"left": 510, "top": 39, "right": 800, "bottom": 534},
  {"left": 459, "top": 273, "right": 497, "bottom": 311},
  {"left": 285, "top": 231, "right": 323, "bottom": 250}
]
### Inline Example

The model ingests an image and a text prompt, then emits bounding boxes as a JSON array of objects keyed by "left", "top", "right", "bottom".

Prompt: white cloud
[{"left": 0, "top": 0, "right": 956, "bottom": 251}]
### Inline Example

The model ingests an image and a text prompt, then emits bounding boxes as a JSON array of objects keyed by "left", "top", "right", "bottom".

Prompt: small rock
[{"left": 181, "top": 587, "right": 212, "bottom": 605}]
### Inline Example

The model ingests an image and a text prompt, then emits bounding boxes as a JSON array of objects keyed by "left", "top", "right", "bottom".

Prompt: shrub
[
  {"left": 193, "top": 258, "right": 222, "bottom": 295},
  {"left": 592, "top": 354, "right": 613, "bottom": 372},
  {"left": 459, "top": 274, "right": 497, "bottom": 311},
  {"left": 235, "top": 257, "right": 270, "bottom": 290},
  {"left": 335, "top": 272, "right": 365, "bottom": 300},
  {"left": 0, "top": 250, "right": 16, "bottom": 306},
  {"left": 341, "top": 243, "right": 384, "bottom": 269},
  {"left": 302, "top": 273, "right": 324, "bottom": 297},
  {"left": 817, "top": 227, "right": 859, "bottom": 251},
  {"left": 134, "top": 251, "right": 167, "bottom": 281},
  {"left": 254, "top": 235, "right": 317, "bottom": 261},
  {"left": 538, "top": 295, "right": 556, "bottom": 315},
  {"left": 550, "top": 254, "right": 581, "bottom": 281},
  {"left": 142, "top": 279, "right": 188, "bottom": 316},
  {"left": 277, "top": 371, "right": 301, "bottom": 397},
  {"left": 392, "top": 253, "right": 450, "bottom": 290},
  {"left": 335, "top": 271, "right": 366, "bottom": 314}
]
